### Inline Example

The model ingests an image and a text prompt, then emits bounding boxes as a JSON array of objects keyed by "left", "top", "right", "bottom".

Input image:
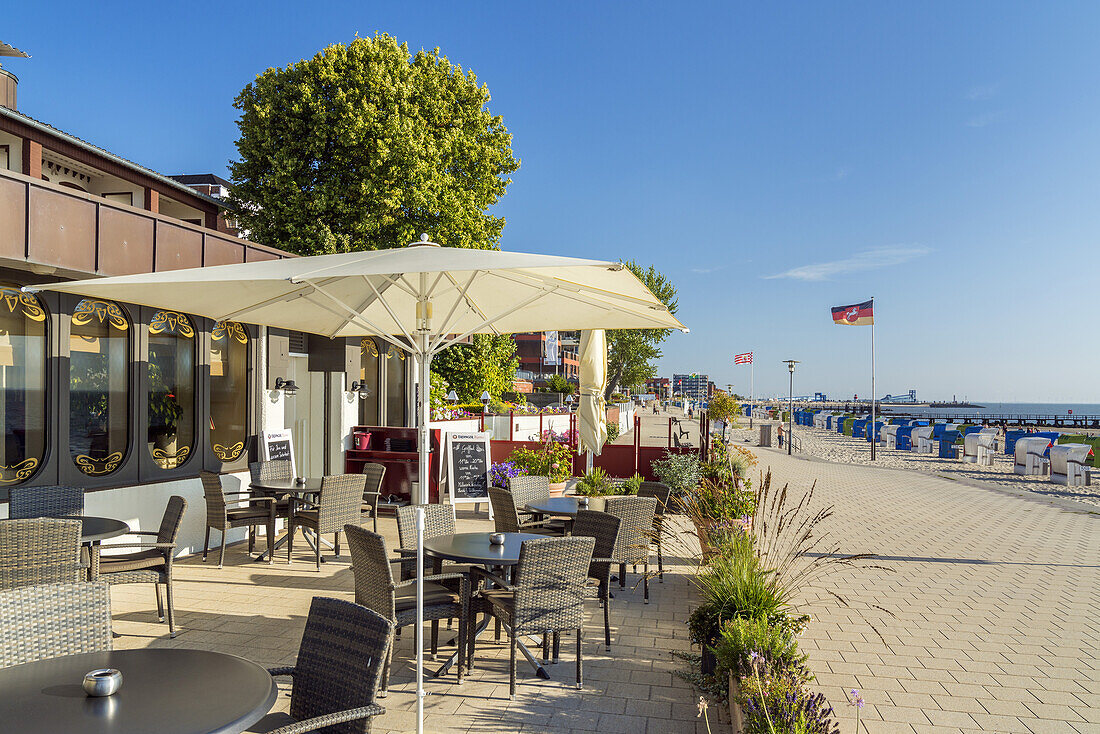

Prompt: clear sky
[{"left": 7, "top": 2, "right": 1099, "bottom": 402}]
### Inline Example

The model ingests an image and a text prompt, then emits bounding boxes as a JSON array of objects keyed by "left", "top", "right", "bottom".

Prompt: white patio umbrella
[
  {"left": 577, "top": 329, "right": 608, "bottom": 463},
  {"left": 32, "top": 237, "right": 686, "bottom": 732}
]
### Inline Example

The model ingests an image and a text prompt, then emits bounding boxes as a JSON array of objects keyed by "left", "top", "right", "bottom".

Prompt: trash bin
[{"left": 759, "top": 424, "right": 772, "bottom": 448}]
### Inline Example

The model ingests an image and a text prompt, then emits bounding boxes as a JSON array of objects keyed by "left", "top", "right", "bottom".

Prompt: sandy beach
[{"left": 727, "top": 421, "right": 1100, "bottom": 509}]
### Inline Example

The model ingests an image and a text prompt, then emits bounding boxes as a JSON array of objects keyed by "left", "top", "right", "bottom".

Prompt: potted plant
[
  {"left": 677, "top": 479, "right": 756, "bottom": 559},
  {"left": 509, "top": 440, "right": 573, "bottom": 495}
]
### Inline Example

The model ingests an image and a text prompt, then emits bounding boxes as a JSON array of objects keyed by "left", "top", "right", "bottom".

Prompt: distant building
[
  {"left": 512, "top": 331, "right": 579, "bottom": 386},
  {"left": 673, "top": 373, "right": 710, "bottom": 402},
  {"left": 645, "top": 377, "right": 670, "bottom": 397}
]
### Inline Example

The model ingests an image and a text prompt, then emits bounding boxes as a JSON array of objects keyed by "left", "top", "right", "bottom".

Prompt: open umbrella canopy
[{"left": 31, "top": 242, "right": 685, "bottom": 349}]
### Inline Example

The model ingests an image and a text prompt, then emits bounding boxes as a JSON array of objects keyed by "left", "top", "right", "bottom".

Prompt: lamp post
[
  {"left": 782, "top": 360, "right": 799, "bottom": 455},
  {"left": 480, "top": 390, "right": 490, "bottom": 414}
]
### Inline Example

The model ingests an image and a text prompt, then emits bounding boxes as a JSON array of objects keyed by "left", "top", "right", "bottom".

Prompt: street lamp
[
  {"left": 565, "top": 394, "right": 575, "bottom": 412},
  {"left": 445, "top": 389, "right": 458, "bottom": 405},
  {"left": 480, "top": 390, "right": 491, "bottom": 414},
  {"left": 782, "top": 360, "right": 799, "bottom": 455}
]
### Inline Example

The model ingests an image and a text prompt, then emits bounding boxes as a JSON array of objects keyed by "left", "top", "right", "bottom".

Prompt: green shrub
[
  {"left": 618, "top": 472, "right": 643, "bottom": 495},
  {"left": 575, "top": 467, "right": 614, "bottom": 497},
  {"left": 509, "top": 442, "right": 574, "bottom": 482},
  {"left": 714, "top": 616, "right": 808, "bottom": 683},
  {"left": 651, "top": 451, "right": 701, "bottom": 495},
  {"left": 605, "top": 420, "right": 621, "bottom": 442}
]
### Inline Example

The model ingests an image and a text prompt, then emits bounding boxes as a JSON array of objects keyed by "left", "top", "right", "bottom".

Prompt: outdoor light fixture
[
  {"left": 782, "top": 360, "right": 799, "bottom": 455},
  {"left": 480, "top": 390, "right": 491, "bottom": 414},
  {"left": 350, "top": 380, "right": 371, "bottom": 400},
  {"left": 445, "top": 390, "right": 459, "bottom": 404},
  {"left": 274, "top": 377, "right": 299, "bottom": 396}
]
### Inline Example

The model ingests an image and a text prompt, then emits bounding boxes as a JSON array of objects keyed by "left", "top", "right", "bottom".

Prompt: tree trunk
[{"left": 604, "top": 364, "right": 624, "bottom": 402}]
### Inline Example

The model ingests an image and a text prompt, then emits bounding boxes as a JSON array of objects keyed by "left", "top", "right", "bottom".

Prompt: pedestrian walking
[{"left": 777, "top": 423, "right": 785, "bottom": 448}]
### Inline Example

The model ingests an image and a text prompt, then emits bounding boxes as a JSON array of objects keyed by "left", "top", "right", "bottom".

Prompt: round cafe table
[
  {"left": 248, "top": 477, "right": 325, "bottom": 561},
  {"left": 524, "top": 496, "right": 582, "bottom": 518},
  {"left": 80, "top": 516, "right": 129, "bottom": 544},
  {"left": 0, "top": 648, "right": 277, "bottom": 734}
]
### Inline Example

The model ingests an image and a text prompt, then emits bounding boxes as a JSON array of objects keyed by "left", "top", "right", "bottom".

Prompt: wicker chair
[
  {"left": 360, "top": 463, "right": 385, "bottom": 533},
  {"left": 394, "top": 504, "right": 469, "bottom": 646},
  {"left": 0, "top": 581, "right": 112, "bottom": 667},
  {"left": 571, "top": 509, "right": 622, "bottom": 651},
  {"left": 249, "top": 459, "right": 295, "bottom": 518},
  {"left": 604, "top": 495, "right": 658, "bottom": 604},
  {"left": 344, "top": 524, "right": 467, "bottom": 694},
  {"left": 95, "top": 496, "right": 186, "bottom": 637},
  {"left": 201, "top": 471, "right": 277, "bottom": 567},
  {"left": 288, "top": 475, "right": 366, "bottom": 570},
  {"left": 0, "top": 518, "right": 83, "bottom": 590},
  {"left": 486, "top": 487, "right": 559, "bottom": 535},
  {"left": 8, "top": 485, "right": 84, "bottom": 519},
  {"left": 255, "top": 597, "right": 392, "bottom": 734},
  {"left": 637, "top": 481, "right": 672, "bottom": 581},
  {"left": 508, "top": 475, "right": 568, "bottom": 532},
  {"left": 470, "top": 535, "right": 595, "bottom": 699}
]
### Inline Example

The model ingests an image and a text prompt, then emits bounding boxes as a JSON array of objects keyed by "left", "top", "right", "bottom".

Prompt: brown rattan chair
[
  {"left": 8, "top": 485, "right": 84, "bottom": 519},
  {"left": 252, "top": 596, "right": 392, "bottom": 734},
  {"left": 288, "top": 474, "right": 366, "bottom": 570},
  {"left": 637, "top": 481, "right": 672, "bottom": 581},
  {"left": 201, "top": 471, "right": 277, "bottom": 567},
  {"left": 360, "top": 463, "right": 385, "bottom": 533},
  {"left": 605, "top": 495, "right": 658, "bottom": 604},
  {"left": 571, "top": 509, "right": 622, "bottom": 652},
  {"left": 394, "top": 504, "right": 469, "bottom": 646},
  {"left": 469, "top": 535, "right": 595, "bottom": 699},
  {"left": 0, "top": 581, "right": 112, "bottom": 667},
  {"left": 0, "top": 518, "right": 83, "bottom": 590},
  {"left": 249, "top": 459, "right": 295, "bottom": 519},
  {"left": 508, "top": 474, "right": 569, "bottom": 532},
  {"left": 95, "top": 496, "right": 186, "bottom": 638},
  {"left": 344, "top": 524, "right": 467, "bottom": 694},
  {"left": 487, "top": 487, "right": 559, "bottom": 535}
]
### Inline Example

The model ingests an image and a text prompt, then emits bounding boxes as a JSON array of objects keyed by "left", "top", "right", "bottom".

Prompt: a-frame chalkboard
[{"left": 443, "top": 431, "right": 492, "bottom": 511}]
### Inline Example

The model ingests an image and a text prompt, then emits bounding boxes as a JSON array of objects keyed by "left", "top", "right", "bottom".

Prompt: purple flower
[{"left": 849, "top": 689, "right": 864, "bottom": 709}]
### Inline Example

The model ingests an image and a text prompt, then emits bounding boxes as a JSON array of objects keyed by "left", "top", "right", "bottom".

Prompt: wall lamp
[
  {"left": 350, "top": 380, "right": 371, "bottom": 400},
  {"left": 274, "top": 377, "right": 299, "bottom": 396}
]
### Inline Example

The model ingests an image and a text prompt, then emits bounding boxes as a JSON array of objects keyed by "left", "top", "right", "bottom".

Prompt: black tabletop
[
  {"left": 0, "top": 648, "right": 277, "bottom": 734},
  {"left": 249, "top": 477, "right": 323, "bottom": 494},
  {"left": 81, "top": 516, "right": 130, "bottom": 544},
  {"left": 525, "top": 497, "right": 583, "bottom": 518},
  {"left": 423, "top": 532, "right": 544, "bottom": 565}
]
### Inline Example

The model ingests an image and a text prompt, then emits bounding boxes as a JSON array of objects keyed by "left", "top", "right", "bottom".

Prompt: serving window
[
  {"left": 69, "top": 299, "right": 130, "bottom": 477},
  {"left": 0, "top": 286, "right": 47, "bottom": 485}
]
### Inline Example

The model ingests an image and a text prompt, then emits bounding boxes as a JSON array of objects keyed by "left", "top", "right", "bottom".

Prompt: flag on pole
[
  {"left": 831, "top": 300, "right": 874, "bottom": 326},
  {"left": 734, "top": 352, "right": 753, "bottom": 364}
]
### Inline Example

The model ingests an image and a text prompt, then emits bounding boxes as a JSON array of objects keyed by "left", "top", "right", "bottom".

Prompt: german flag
[{"left": 831, "top": 299, "right": 874, "bottom": 326}]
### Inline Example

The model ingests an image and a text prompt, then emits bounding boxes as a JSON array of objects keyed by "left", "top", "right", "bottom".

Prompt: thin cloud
[
  {"left": 763, "top": 245, "right": 932, "bottom": 281},
  {"left": 966, "top": 83, "right": 1000, "bottom": 101},
  {"left": 690, "top": 265, "right": 725, "bottom": 274},
  {"left": 966, "top": 110, "right": 1004, "bottom": 128}
]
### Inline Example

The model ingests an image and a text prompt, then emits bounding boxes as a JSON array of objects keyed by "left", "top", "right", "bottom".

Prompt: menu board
[
  {"left": 444, "top": 431, "right": 491, "bottom": 506},
  {"left": 260, "top": 429, "right": 296, "bottom": 476}
]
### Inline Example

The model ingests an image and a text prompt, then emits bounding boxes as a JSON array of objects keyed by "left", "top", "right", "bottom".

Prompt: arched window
[
  {"left": 209, "top": 321, "right": 248, "bottom": 462},
  {"left": 148, "top": 311, "right": 195, "bottom": 470},
  {"left": 70, "top": 299, "right": 130, "bottom": 476},
  {"left": 0, "top": 286, "right": 46, "bottom": 485},
  {"left": 359, "top": 338, "right": 380, "bottom": 425},
  {"left": 385, "top": 344, "right": 407, "bottom": 427}
]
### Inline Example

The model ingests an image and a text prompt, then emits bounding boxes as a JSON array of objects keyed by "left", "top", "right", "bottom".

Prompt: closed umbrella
[
  {"left": 32, "top": 238, "right": 686, "bottom": 733},
  {"left": 577, "top": 329, "right": 608, "bottom": 461}
]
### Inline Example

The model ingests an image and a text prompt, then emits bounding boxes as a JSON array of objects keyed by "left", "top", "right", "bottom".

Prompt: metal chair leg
[
  {"left": 165, "top": 579, "right": 178, "bottom": 638},
  {"left": 576, "top": 628, "right": 583, "bottom": 689},
  {"left": 154, "top": 583, "right": 164, "bottom": 621},
  {"left": 218, "top": 531, "right": 227, "bottom": 569},
  {"left": 509, "top": 633, "right": 517, "bottom": 701},
  {"left": 644, "top": 562, "right": 649, "bottom": 604},
  {"left": 604, "top": 588, "right": 612, "bottom": 651},
  {"left": 202, "top": 526, "right": 210, "bottom": 562}
]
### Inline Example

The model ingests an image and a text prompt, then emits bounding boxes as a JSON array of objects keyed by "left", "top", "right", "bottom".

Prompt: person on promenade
[{"left": 777, "top": 423, "right": 785, "bottom": 449}]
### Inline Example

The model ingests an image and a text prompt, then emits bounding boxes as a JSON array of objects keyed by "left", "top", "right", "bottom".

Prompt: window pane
[
  {"left": 359, "top": 338, "right": 380, "bottom": 426},
  {"left": 148, "top": 311, "right": 195, "bottom": 470},
  {"left": 210, "top": 321, "right": 248, "bottom": 462},
  {"left": 70, "top": 299, "right": 129, "bottom": 476},
  {"left": 385, "top": 345, "right": 406, "bottom": 427},
  {"left": 0, "top": 286, "right": 46, "bottom": 485}
]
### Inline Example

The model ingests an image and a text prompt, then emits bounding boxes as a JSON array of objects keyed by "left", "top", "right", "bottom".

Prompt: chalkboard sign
[
  {"left": 260, "top": 430, "right": 296, "bottom": 476},
  {"left": 444, "top": 432, "right": 491, "bottom": 507}
]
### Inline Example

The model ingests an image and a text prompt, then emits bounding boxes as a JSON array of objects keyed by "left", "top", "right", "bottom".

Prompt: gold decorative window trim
[
  {"left": 212, "top": 321, "right": 248, "bottom": 344},
  {"left": 149, "top": 311, "right": 195, "bottom": 338},
  {"left": 72, "top": 300, "right": 128, "bottom": 331},
  {"left": 0, "top": 457, "right": 39, "bottom": 484},
  {"left": 386, "top": 345, "right": 405, "bottom": 360},
  {"left": 212, "top": 441, "right": 245, "bottom": 462},
  {"left": 0, "top": 286, "right": 46, "bottom": 322},
  {"left": 361, "top": 338, "right": 379, "bottom": 358},
  {"left": 74, "top": 452, "right": 125, "bottom": 476},
  {"left": 152, "top": 445, "right": 191, "bottom": 467}
]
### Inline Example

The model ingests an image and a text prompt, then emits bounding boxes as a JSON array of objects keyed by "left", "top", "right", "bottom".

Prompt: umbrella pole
[{"left": 415, "top": 314, "right": 432, "bottom": 734}]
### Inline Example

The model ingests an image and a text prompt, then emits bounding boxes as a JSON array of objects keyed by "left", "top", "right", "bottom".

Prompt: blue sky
[{"left": 7, "top": 2, "right": 1100, "bottom": 401}]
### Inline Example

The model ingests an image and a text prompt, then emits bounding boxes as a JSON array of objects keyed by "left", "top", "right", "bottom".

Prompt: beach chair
[
  {"left": 1049, "top": 444, "right": 1094, "bottom": 486},
  {"left": 1014, "top": 437, "right": 1053, "bottom": 475}
]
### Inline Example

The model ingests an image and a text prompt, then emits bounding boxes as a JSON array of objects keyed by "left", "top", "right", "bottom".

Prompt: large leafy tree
[
  {"left": 229, "top": 33, "right": 519, "bottom": 254},
  {"left": 605, "top": 261, "right": 679, "bottom": 400},
  {"left": 431, "top": 334, "right": 519, "bottom": 404}
]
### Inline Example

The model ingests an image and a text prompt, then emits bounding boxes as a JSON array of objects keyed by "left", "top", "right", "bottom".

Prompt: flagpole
[
  {"left": 750, "top": 359, "right": 754, "bottom": 430},
  {"left": 870, "top": 297, "right": 876, "bottom": 461}
]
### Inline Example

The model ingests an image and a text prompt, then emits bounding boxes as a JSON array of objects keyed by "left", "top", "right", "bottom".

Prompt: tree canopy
[
  {"left": 431, "top": 334, "right": 518, "bottom": 404},
  {"left": 229, "top": 33, "right": 520, "bottom": 255},
  {"left": 604, "top": 261, "right": 679, "bottom": 400}
]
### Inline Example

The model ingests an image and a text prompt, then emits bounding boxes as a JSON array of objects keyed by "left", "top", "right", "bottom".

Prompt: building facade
[
  {"left": 512, "top": 331, "right": 579, "bottom": 390},
  {"left": 672, "top": 373, "right": 711, "bottom": 402}
]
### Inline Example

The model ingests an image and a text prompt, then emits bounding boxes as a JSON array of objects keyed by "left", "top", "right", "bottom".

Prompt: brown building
[{"left": 512, "top": 331, "right": 579, "bottom": 386}]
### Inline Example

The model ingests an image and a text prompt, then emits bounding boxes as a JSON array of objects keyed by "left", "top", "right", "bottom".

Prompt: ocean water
[{"left": 879, "top": 402, "right": 1100, "bottom": 417}]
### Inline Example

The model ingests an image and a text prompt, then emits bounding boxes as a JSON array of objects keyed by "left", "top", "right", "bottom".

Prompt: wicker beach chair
[
  {"left": 344, "top": 524, "right": 468, "bottom": 694},
  {"left": 288, "top": 474, "right": 366, "bottom": 570},
  {"left": 201, "top": 471, "right": 277, "bottom": 567},
  {"left": 95, "top": 496, "right": 186, "bottom": 638},
  {"left": 257, "top": 596, "right": 392, "bottom": 734},
  {"left": 571, "top": 509, "right": 622, "bottom": 652},
  {"left": 469, "top": 535, "right": 595, "bottom": 699},
  {"left": 486, "top": 487, "right": 559, "bottom": 535},
  {"left": 605, "top": 495, "right": 658, "bottom": 604},
  {"left": 8, "top": 485, "right": 84, "bottom": 519},
  {"left": 0, "top": 518, "right": 83, "bottom": 590},
  {"left": 0, "top": 581, "right": 112, "bottom": 667},
  {"left": 360, "top": 463, "right": 385, "bottom": 533},
  {"left": 637, "top": 481, "right": 672, "bottom": 581}
]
